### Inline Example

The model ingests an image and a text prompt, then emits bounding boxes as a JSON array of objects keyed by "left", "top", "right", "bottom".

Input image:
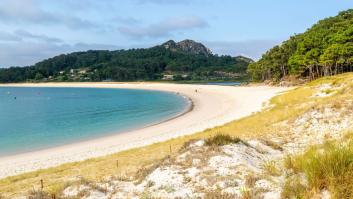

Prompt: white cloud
[
  {"left": 118, "top": 16, "right": 208, "bottom": 39},
  {"left": 0, "top": 1, "right": 280, "bottom": 66},
  {"left": 14, "top": 30, "right": 63, "bottom": 43},
  {"left": 0, "top": 31, "right": 22, "bottom": 42},
  {"left": 0, "top": 31, "right": 120, "bottom": 67},
  {"left": 0, "top": 29, "right": 63, "bottom": 43},
  {"left": 0, "top": 0, "right": 99, "bottom": 30},
  {"left": 0, "top": 0, "right": 55, "bottom": 24}
]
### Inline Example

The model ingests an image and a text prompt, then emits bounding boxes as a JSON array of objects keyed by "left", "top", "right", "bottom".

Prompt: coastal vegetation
[
  {"left": 248, "top": 9, "right": 353, "bottom": 82},
  {"left": 1, "top": 73, "right": 352, "bottom": 198},
  {"left": 2, "top": 8, "right": 353, "bottom": 198},
  {"left": 204, "top": 134, "right": 244, "bottom": 146},
  {"left": 0, "top": 40, "right": 251, "bottom": 83},
  {"left": 283, "top": 134, "right": 353, "bottom": 198}
]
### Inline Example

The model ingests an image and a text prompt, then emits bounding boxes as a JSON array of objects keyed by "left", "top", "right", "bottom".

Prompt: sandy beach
[{"left": 0, "top": 83, "right": 288, "bottom": 179}]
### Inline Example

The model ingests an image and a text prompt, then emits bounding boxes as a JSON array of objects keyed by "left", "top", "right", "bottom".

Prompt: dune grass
[
  {"left": 281, "top": 175, "right": 307, "bottom": 199},
  {"left": 262, "top": 160, "right": 281, "bottom": 176},
  {"left": 205, "top": 134, "right": 244, "bottom": 146},
  {"left": 283, "top": 133, "right": 353, "bottom": 199},
  {"left": 1, "top": 73, "right": 353, "bottom": 197}
]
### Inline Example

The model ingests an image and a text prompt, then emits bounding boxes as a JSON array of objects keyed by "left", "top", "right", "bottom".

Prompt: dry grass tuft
[
  {"left": 205, "top": 134, "right": 245, "bottom": 146},
  {"left": 244, "top": 174, "right": 260, "bottom": 187},
  {"left": 240, "top": 187, "right": 252, "bottom": 199},
  {"left": 133, "top": 160, "right": 165, "bottom": 184},
  {"left": 27, "top": 189, "right": 52, "bottom": 199},
  {"left": 281, "top": 175, "right": 307, "bottom": 199},
  {"left": 284, "top": 134, "right": 353, "bottom": 199},
  {"left": 262, "top": 160, "right": 281, "bottom": 176},
  {"left": 204, "top": 189, "right": 236, "bottom": 199},
  {"left": 260, "top": 139, "right": 283, "bottom": 151}
]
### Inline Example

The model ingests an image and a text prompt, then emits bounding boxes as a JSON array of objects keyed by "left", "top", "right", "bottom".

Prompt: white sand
[{"left": 0, "top": 82, "right": 288, "bottom": 179}]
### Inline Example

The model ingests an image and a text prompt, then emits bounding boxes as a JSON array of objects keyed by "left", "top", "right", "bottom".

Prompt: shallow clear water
[{"left": 0, "top": 87, "right": 189, "bottom": 156}]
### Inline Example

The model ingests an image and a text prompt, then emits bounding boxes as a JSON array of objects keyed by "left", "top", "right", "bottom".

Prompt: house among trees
[{"left": 162, "top": 74, "right": 174, "bottom": 80}]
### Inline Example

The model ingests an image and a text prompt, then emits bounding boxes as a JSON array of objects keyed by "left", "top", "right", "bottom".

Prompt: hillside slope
[
  {"left": 0, "top": 40, "right": 251, "bottom": 83},
  {"left": 248, "top": 9, "right": 353, "bottom": 83}
]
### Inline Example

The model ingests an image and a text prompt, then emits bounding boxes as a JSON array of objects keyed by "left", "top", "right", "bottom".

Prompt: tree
[
  {"left": 0, "top": 42, "right": 253, "bottom": 83},
  {"left": 248, "top": 9, "right": 353, "bottom": 82},
  {"left": 35, "top": 73, "right": 44, "bottom": 80}
]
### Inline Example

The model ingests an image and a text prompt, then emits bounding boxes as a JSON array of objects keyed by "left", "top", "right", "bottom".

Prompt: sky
[{"left": 0, "top": 0, "right": 352, "bottom": 67}]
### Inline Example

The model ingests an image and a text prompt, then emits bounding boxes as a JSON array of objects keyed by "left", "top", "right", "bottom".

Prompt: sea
[{"left": 0, "top": 87, "right": 189, "bottom": 156}]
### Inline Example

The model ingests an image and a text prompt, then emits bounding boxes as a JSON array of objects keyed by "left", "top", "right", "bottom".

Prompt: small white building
[
  {"left": 162, "top": 74, "right": 174, "bottom": 80},
  {"left": 79, "top": 69, "right": 87, "bottom": 74}
]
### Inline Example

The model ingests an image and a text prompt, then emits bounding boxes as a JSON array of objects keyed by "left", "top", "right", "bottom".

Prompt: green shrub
[{"left": 205, "top": 134, "right": 245, "bottom": 146}]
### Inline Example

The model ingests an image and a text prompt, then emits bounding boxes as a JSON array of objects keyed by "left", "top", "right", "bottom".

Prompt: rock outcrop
[{"left": 162, "top": 39, "right": 212, "bottom": 56}]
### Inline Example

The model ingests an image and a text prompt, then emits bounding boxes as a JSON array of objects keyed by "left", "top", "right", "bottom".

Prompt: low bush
[{"left": 205, "top": 134, "right": 245, "bottom": 146}]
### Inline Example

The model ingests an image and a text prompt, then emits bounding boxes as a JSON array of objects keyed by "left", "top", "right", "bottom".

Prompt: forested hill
[
  {"left": 248, "top": 9, "right": 353, "bottom": 82},
  {"left": 0, "top": 39, "right": 252, "bottom": 83}
]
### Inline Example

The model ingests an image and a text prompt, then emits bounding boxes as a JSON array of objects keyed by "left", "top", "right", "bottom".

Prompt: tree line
[
  {"left": 248, "top": 9, "right": 353, "bottom": 82},
  {"left": 0, "top": 45, "right": 251, "bottom": 83}
]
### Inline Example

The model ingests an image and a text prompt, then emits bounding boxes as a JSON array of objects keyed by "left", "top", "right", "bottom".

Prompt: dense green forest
[
  {"left": 248, "top": 9, "right": 353, "bottom": 82},
  {"left": 0, "top": 40, "right": 251, "bottom": 83}
]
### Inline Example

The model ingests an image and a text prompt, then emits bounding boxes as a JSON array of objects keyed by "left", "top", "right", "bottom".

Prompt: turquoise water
[{"left": 0, "top": 87, "right": 189, "bottom": 156}]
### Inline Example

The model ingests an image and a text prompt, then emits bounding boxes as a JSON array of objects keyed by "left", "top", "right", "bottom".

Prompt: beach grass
[
  {"left": 204, "top": 134, "right": 244, "bottom": 146},
  {"left": 1, "top": 73, "right": 353, "bottom": 197},
  {"left": 283, "top": 133, "right": 353, "bottom": 199}
]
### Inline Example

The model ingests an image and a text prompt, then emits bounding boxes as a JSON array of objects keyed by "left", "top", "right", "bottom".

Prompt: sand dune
[{"left": 0, "top": 83, "right": 288, "bottom": 179}]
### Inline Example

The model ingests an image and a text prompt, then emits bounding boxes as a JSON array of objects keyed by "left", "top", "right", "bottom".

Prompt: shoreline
[
  {"left": 0, "top": 89, "right": 194, "bottom": 158},
  {"left": 0, "top": 82, "right": 289, "bottom": 179}
]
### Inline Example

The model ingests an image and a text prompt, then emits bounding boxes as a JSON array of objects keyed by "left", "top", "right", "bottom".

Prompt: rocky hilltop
[
  {"left": 0, "top": 39, "right": 250, "bottom": 83},
  {"left": 162, "top": 39, "right": 212, "bottom": 56}
]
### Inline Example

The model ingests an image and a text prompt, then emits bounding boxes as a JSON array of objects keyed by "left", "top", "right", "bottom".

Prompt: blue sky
[{"left": 0, "top": 0, "right": 352, "bottom": 67}]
